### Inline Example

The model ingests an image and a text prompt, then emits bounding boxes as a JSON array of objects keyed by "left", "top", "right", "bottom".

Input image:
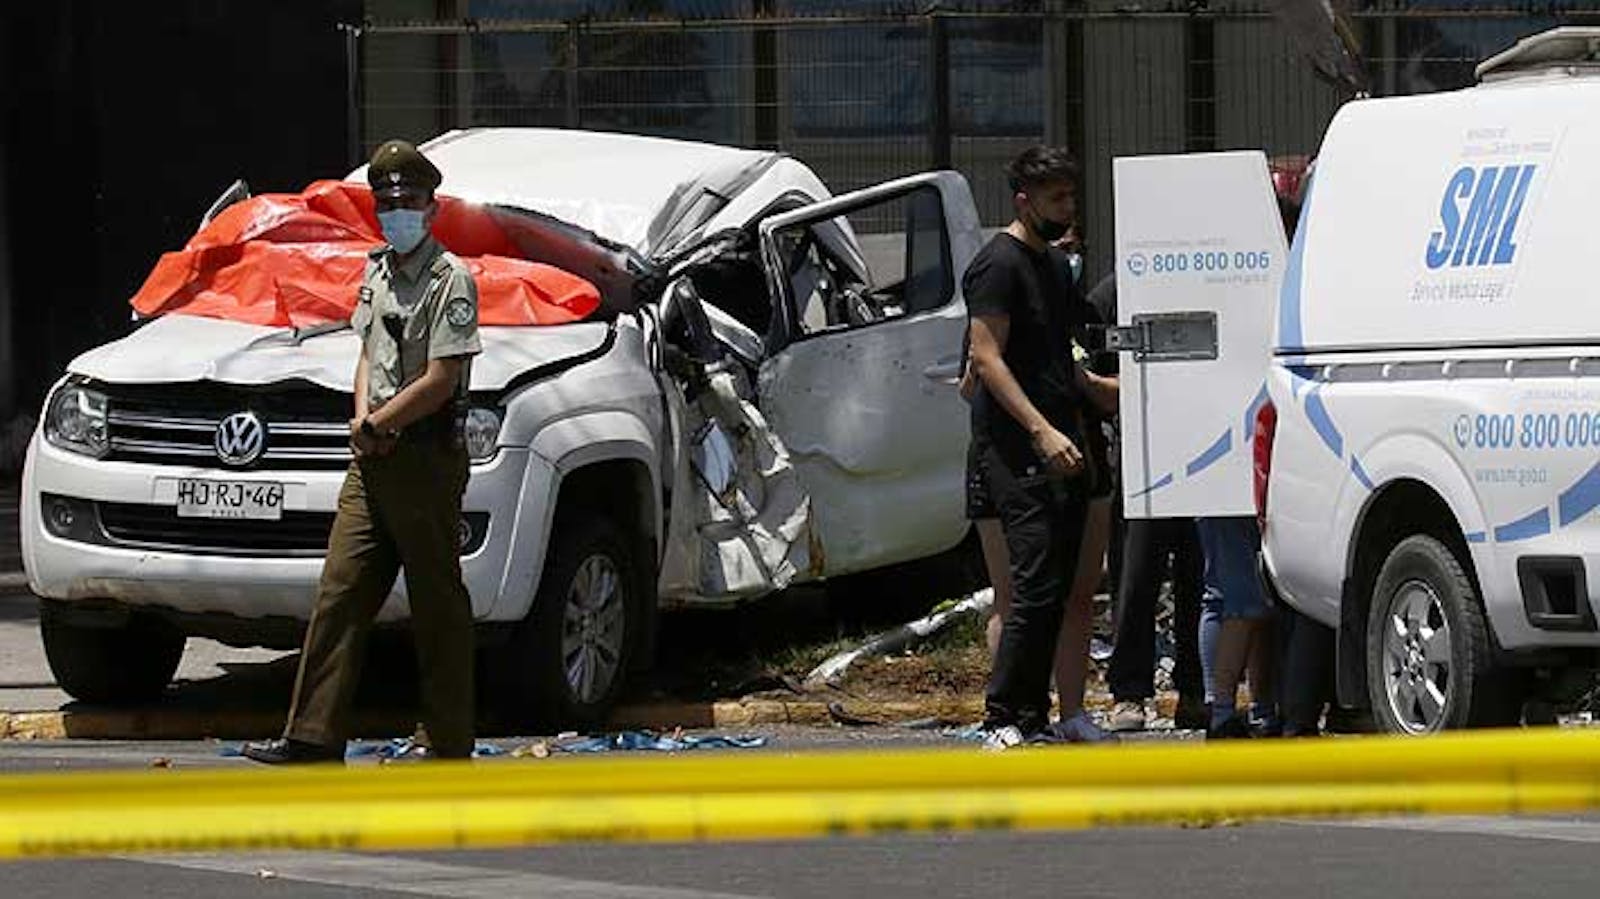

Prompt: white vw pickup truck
[{"left": 22, "top": 128, "right": 984, "bottom": 727}]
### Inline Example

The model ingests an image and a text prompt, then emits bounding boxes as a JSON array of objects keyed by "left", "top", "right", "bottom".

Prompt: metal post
[
  {"left": 1184, "top": 11, "right": 1216, "bottom": 153},
  {"left": 927, "top": 12, "right": 951, "bottom": 170},
  {"left": 1043, "top": 5, "right": 1073, "bottom": 149},
  {"left": 565, "top": 22, "right": 581, "bottom": 129},
  {"left": 341, "top": 23, "right": 363, "bottom": 168},
  {"left": 753, "top": 0, "right": 779, "bottom": 149}
]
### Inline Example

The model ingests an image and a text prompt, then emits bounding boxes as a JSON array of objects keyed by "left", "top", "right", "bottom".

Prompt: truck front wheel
[
  {"left": 39, "top": 600, "right": 185, "bottom": 704},
  {"left": 1364, "top": 534, "right": 1519, "bottom": 734},
  {"left": 500, "top": 515, "right": 641, "bottom": 731}
]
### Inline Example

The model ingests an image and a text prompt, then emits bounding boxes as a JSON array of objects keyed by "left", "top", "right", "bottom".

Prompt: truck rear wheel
[
  {"left": 499, "top": 515, "right": 641, "bottom": 731},
  {"left": 39, "top": 601, "right": 185, "bottom": 704},
  {"left": 1364, "top": 534, "right": 1519, "bottom": 734}
]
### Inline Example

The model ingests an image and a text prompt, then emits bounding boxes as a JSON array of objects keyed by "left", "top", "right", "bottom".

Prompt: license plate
[{"left": 175, "top": 479, "right": 284, "bottom": 521}]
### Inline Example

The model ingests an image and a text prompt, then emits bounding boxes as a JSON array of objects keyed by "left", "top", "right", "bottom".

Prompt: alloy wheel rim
[
  {"left": 1381, "top": 580, "right": 1453, "bottom": 734},
  {"left": 561, "top": 554, "right": 626, "bottom": 704}
]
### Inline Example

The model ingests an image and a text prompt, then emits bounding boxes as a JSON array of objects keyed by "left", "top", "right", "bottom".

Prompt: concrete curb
[
  {"left": 0, "top": 699, "right": 987, "bottom": 741},
  {"left": 0, "top": 693, "right": 1171, "bottom": 741}
]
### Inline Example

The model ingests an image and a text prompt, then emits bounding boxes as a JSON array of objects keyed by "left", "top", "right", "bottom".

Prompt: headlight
[
  {"left": 44, "top": 383, "right": 110, "bottom": 459},
  {"left": 464, "top": 407, "right": 502, "bottom": 462}
]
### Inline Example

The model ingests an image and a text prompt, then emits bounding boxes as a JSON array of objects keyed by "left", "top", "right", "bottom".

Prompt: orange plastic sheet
[{"left": 130, "top": 180, "right": 602, "bottom": 328}]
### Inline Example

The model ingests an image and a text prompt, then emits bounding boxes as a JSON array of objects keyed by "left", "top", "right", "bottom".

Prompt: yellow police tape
[{"left": 3, "top": 728, "right": 1600, "bottom": 859}]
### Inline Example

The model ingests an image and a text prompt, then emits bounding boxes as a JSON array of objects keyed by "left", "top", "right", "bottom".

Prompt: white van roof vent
[{"left": 1477, "top": 27, "right": 1600, "bottom": 83}]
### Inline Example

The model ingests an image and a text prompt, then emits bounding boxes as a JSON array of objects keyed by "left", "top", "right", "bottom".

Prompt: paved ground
[
  {"left": 0, "top": 587, "right": 294, "bottom": 714},
  {"left": 0, "top": 790, "right": 1596, "bottom": 899},
  {"left": 1, "top": 480, "right": 19, "bottom": 576}
]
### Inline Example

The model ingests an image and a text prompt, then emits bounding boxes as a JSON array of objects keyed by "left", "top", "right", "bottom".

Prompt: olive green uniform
[{"left": 283, "top": 235, "right": 482, "bottom": 758}]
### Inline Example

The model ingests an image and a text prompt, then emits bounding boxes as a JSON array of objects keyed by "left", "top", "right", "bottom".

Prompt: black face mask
[{"left": 1025, "top": 200, "right": 1070, "bottom": 243}]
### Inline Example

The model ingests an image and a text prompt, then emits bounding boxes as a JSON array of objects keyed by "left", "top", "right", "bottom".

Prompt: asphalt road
[
  {"left": 5, "top": 553, "right": 1599, "bottom": 898},
  {"left": 0, "top": 744, "right": 1595, "bottom": 899}
]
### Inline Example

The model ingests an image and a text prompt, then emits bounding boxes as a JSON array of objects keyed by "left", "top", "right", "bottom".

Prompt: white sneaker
[
  {"left": 1108, "top": 700, "right": 1147, "bottom": 732},
  {"left": 1049, "top": 711, "right": 1117, "bottom": 744},
  {"left": 981, "top": 725, "right": 1025, "bottom": 752}
]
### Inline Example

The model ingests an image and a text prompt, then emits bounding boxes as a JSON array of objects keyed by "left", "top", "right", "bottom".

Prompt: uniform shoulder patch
[
  {"left": 446, "top": 296, "right": 475, "bottom": 328},
  {"left": 358, "top": 285, "right": 374, "bottom": 304}
]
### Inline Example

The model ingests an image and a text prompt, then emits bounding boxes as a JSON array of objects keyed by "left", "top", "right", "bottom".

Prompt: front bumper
[{"left": 22, "top": 433, "right": 553, "bottom": 627}]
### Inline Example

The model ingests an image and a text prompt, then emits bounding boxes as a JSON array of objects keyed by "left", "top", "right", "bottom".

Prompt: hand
[
  {"left": 349, "top": 418, "right": 396, "bottom": 459},
  {"left": 959, "top": 363, "right": 978, "bottom": 402},
  {"left": 1031, "top": 425, "right": 1084, "bottom": 477}
]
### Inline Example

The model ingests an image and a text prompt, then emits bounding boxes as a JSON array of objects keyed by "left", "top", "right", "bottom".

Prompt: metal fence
[{"left": 353, "top": 3, "right": 1599, "bottom": 279}]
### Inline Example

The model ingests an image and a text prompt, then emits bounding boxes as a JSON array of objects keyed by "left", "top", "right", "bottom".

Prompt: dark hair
[{"left": 1006, "top": 145, "right": 1080, "bottom": 194}]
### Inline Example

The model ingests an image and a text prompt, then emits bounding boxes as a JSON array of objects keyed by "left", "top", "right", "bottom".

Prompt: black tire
[
  {"left": 39, "top": 601, "right": 185, "bottom": 704},
  {"left": 499, "top": 515, "right": 642, "bottom": 731},
  {"left": 1364, "top": 534, "right": 1520, "bottom": 734}
]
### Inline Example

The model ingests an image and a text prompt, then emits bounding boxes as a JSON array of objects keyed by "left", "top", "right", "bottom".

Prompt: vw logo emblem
[{"left": 214, "top": 411, "right": 267, "bottom": 467}]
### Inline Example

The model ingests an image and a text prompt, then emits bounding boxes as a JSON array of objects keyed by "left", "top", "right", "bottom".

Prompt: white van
[{"left": 1117, "top": 27, "right": 1600, "bottom": 735}]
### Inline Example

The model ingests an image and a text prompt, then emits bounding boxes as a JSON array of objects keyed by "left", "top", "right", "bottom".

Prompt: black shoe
[
  {"left": 241, "top": 738, "right": 345, "bottom": 765},
  {"left": 1206, "top": 715, "right": 1252, "bottom": 740},
  {"left": 1174, "top": 696, "right": 1210, "bottom": 731},
  {"left": 1324, "top": 705, "right": 1377, "bottom": 734}
]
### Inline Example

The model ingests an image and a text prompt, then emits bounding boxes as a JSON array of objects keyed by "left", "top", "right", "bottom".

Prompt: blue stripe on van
[
  {"left": 1276, "top": 173, "right": 1313, "bottom": 354},
  {"left": 1350, "top": 455, "right": 1375, "bottom": 491},
  {"left": 1557, "top": 461, "right": 1600, "bottom": 528},
  {"left": 1186, "top": 429, "right": 1233, "bottom": 477},
  {"left": 1464, "top": 531, "right": 1487, "bottom": 544},
  {"left": 1243, "top": 382, "right": 1270, "bottom": 441},
  {"left": 1288, "top": 365, "right": 1317, "bottom": 399},
  {"left": 1131, "top": 472, "right": 1174, "bottom": 499},
  {"left": 1494, "top": 508, "right": 1551, "bottom": 543},
  {"left": 1303, "top": 387, "right": 1344, "bottom": 459}
]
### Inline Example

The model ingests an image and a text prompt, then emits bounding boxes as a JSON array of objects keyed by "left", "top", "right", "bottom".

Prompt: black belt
[{"left": 402, "top": 410, "right": 460, "bottom": 443}]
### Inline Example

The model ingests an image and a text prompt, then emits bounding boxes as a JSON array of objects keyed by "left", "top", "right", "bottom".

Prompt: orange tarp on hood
[{"left": 130, "top": 180, "right": 602, "bottom": 329}]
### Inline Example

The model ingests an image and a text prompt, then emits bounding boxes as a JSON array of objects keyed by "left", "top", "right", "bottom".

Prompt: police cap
[{"left": 367, "top": 139, "right": 442, "bottom": 199}]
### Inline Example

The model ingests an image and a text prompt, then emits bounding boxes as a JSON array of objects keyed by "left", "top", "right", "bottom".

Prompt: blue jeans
[{"left": 1196, "top": 516, "right": 1272, "bottom": 704}]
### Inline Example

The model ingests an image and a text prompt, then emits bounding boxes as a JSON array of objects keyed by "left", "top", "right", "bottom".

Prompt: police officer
[{"left": 244, "top": 139, "right": 482, "bottom": 764}]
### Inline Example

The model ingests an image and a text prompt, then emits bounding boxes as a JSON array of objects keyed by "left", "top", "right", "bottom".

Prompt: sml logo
[{"left": 1424, "top": 164, "right": 1536, "bottom": 270}]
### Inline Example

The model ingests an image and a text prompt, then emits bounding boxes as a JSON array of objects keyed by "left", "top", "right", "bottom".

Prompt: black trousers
[
  {"left": 1106, "top": 517, "right": 1204, "bottom": 702},
  {"left": 1276, "top": 605, "right": 1336, "bottom": 735},
  {"left": 980, "top": 442, "right": 1090, "bottom": 735}
]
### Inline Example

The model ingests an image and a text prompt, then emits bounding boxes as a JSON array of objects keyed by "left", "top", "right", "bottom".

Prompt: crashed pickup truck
[{"left": 21, "top": 128, "right": 984, "bottom": 727}]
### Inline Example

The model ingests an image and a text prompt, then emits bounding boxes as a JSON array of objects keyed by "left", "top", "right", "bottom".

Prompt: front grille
[
  {"left": 81, "top": 499, "right": 490, "bottom": 558},
  {"left": 101, "top": 381, "right": 352, "bottom": 471},
  {"left": 98, "top": 502, "right": 335, "bottom": 556}
]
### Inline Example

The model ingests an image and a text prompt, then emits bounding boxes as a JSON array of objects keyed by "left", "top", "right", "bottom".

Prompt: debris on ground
[
  {"left": 537, "top": 730, "right": 769, "bottom": 753},
  {"left": 803, "top": 588, "right": 995, "bottom": 690}
]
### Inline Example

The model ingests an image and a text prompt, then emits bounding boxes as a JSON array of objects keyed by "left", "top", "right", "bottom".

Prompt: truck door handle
[{"left": 923, "top": 359, "right": 963, "bottom": 383}]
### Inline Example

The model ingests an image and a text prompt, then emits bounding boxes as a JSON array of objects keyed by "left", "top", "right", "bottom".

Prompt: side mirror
[{"left": 660, "top": 277, "right": 723, "bottom": 364}]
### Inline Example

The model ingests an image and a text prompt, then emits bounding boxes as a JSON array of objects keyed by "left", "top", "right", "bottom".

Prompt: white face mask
[{"left": 377, "top": 208, "right": 429, "bottom": 254}]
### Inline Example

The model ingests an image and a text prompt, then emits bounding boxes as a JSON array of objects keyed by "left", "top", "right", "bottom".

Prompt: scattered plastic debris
[
  {"left": 539, "top": 730, "right": 769, "bottom": 754},
  {"left": 220, "top": 739, "right": 506, "bottom": 760},
  {"left": 804, "top": 588, "right": 995, "bottom": 689}
]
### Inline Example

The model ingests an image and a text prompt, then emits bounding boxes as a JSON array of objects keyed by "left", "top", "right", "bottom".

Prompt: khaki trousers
[{"left": 284, "top": 438, "right": 474, "bottom": 758}]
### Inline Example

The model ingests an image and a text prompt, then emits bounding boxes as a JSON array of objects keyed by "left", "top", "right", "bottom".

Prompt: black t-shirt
[
  {"left": 1082, "top": 272, "right": 1118, "bottom": 377},
  {"left": 963, "top": 232, "right": 1088, "bottom": 471}
]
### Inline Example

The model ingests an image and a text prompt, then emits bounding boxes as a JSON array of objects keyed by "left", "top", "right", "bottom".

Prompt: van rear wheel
[
  {"left": 1364, "top": 534, "right": 1519, "bottom": 734},
  {"left": 39, "top": 601, "right": 185, "bottom": 704}
]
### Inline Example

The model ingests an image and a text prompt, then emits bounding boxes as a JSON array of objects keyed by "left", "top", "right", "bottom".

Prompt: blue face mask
[{"left": 377, "top": 208, "right": 429, "bottom": 254}]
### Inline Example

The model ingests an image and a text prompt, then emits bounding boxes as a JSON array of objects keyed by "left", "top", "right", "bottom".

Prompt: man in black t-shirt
[{"left": 966, "top": 146, "right": 1117, "bottom": 746}]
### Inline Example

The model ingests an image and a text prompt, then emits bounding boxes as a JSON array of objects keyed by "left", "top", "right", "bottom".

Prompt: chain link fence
[{"left": 355, "top": 3, "right": 1597, "bottom": 278}]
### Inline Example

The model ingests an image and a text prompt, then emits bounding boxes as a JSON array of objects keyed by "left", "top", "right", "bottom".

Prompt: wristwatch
[{"left": 360, "top": 417, "right": 397, "bottom": 439}]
